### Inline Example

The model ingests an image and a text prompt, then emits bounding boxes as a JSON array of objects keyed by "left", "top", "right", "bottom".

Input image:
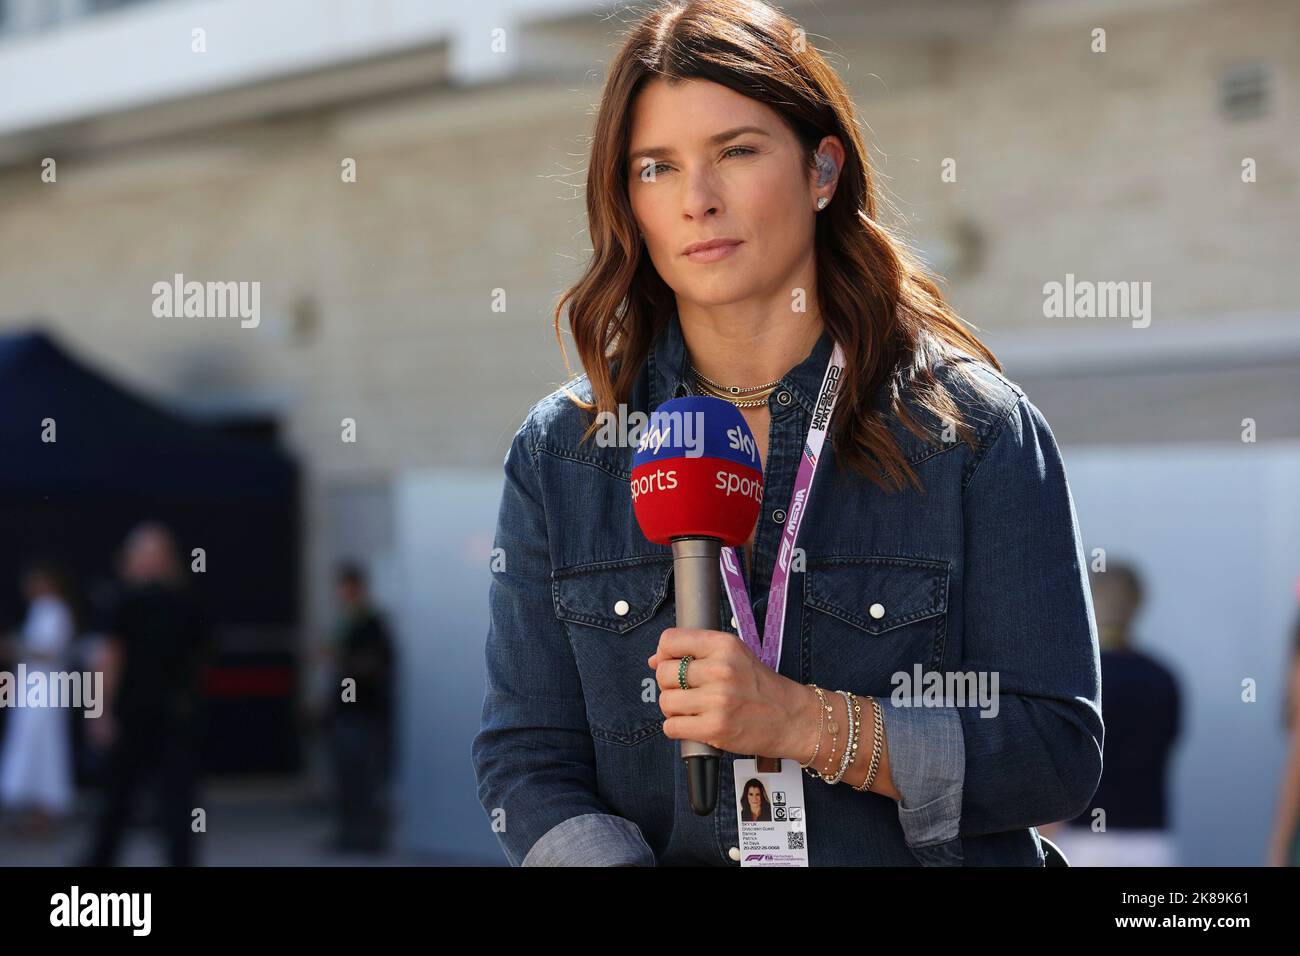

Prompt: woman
[
  {"left": 739, "top": 779, "right": 772, "bottom": 823},
  {"left": 472, "top": 0, "right": 1102, "bottom": 866},
  {"left": 0, "top": 561, "right": 77, "bottom": 834}
]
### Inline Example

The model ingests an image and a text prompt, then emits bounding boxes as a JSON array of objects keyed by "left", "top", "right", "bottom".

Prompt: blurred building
[{"left": 0, "top": 0, "right": 1296, "bottom": 863}]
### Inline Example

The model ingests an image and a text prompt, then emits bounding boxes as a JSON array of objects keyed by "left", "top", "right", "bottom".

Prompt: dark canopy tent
[{"left": 0, "top": 329, "right": 301, "bottom": 773}]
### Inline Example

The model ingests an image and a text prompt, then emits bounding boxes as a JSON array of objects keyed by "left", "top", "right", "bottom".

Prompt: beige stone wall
[{"left": 1, "top": 0, "right": 1293, "bottom": 471}]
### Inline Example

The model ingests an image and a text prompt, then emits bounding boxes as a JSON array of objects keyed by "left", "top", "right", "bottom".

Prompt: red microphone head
[{"left": 631, "top": 396, "right": 763, "bottom": 546}]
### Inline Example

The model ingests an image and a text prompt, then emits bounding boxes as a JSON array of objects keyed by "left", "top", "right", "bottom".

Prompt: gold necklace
[
  {"left": 688, "top": 373, "right": 777, "bottom": 408},
  {"left": 689, "top": 363, "right": 784, "bottom": 395},
  {"left": 687, "top": 363, "right": 781, "bottom": 408}
]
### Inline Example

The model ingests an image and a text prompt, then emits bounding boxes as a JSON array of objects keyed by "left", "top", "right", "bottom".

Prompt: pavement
[{"left": 0, "top": 774, "right": 492, "bottom": 867}]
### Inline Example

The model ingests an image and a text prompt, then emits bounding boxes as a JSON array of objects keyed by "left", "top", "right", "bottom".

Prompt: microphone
[{"left": 631, "top": 396, "right": 763, "bottom": 816}]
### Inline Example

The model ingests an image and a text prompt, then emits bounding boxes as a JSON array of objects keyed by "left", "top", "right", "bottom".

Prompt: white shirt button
[
  {"left": 730, "top": 615, "right": 738, "bottom": 629},
  {"left": 613, "top": 599, "right": 630, "bottom": 616},
  {"left": 728, "top": 846, "right": 741, "bottom": 861},
  {"left": 869, "top": 602, "right": 885, "bottom": 619}
]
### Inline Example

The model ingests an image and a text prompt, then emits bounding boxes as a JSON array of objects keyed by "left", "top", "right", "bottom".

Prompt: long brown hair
[{"left": 554, "top": 0, "right": 1004, "bottom": 493}]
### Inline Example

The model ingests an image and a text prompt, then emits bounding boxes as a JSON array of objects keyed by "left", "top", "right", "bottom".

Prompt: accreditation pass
[{"left": 733, "top": 757, "right": 810, "bottom": 867}]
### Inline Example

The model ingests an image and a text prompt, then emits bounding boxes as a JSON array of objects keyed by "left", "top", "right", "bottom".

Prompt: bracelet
[
  {"left": 829, "top": 690, "right": 859, "bottom": 784},
  {"left": 846, "top": 692, "right": 864, "bottom": 781},
  {"left": 816, "top": 689, "right": 842, "bottom": 782},
  {"left": 864, "top": 695, "right": 884, "bottom": 791},
  {"left": 852, "top": 695, "right": 885, "bottom": 793},
  {"left": 800, "top": 684, "right": 828, "bottom": 770},
  {"left": 848, "top": 694, "right": 871, "bottom": 791},
  {"left": 803, "top": 686, "right": 834, "bottom": 782}
]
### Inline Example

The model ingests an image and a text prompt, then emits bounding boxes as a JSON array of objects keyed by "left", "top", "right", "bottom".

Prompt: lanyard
[{"left": 719, "top": 343, "right": 846, "bottom": 673}]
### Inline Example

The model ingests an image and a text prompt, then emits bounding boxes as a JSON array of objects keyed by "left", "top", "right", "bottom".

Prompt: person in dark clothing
[
  {"left": 1050, "top": 562, "right": 1181, "bottom": 866},
  {"left": 324, "top": 561, "right": 395, "bottom": 853},
  {"left": 1084, "top": 648, "right": 1180, "bottom": 828},
  {"left": 81, "top": 522, "right": 210, "bottom": 867}
]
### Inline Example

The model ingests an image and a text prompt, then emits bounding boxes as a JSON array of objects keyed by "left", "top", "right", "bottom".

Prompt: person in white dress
[{"left": 0, "top": 563, "right": 76, "bottom": 833}]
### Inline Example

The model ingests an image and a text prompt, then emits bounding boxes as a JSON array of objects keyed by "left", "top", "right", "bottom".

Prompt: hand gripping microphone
[{"left": 631, "top": 396, "right": 763, "bottom": 816}]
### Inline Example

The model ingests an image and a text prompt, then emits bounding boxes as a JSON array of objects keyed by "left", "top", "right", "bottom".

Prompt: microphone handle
[{"left": 671, "top": 536, "right": 724, "bottom": 816}]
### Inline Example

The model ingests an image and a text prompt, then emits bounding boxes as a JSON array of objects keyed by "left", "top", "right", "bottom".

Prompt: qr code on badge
[{"left": 787, "top": 830, "right": 805, "bottom": 850}]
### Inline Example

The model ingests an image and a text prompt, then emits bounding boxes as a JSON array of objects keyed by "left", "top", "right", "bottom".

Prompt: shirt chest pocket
[
  {"left": 802, "top": 556, "right": 950, "bottom": 692},
  {"left": 552, "top": 556, "right": 674, "bottom": 745}
]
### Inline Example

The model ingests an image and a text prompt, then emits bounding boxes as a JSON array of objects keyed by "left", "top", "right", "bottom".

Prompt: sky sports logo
[
  {"left": 638, "top": 422, "right": 672, "bottom": 455},
  {"left": 628, "top": 468, "right": 762, "bottom": 503},
  {"left": 50, "top": 886, "right": 151, "bottom": 936},
  {"left": 725, "top": 425, "right": 756, "bottom": 463}
]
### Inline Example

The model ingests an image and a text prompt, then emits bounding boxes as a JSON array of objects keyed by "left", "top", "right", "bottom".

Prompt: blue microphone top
[{"left": 632, "top": 395, "right": 761, "bottom": 472}]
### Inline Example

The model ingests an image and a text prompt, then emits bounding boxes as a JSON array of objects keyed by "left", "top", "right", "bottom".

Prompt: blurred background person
[
  {"left": 81, "top": 522, "right": 211, "bottom": 867},
  {"left": 0, "top": 560, "right": 77, "bottom": 837},
  {"left": 1267, "top": 595, "right": 1300, "bottom": 866},
  {"left": 322, "top": 562, "right": 395, "bottom": 854},
  {"left": 1045, "top": 563, "right": 1182, "bottom": 866}
]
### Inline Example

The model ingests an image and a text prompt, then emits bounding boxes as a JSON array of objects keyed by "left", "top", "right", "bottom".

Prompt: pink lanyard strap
[{"left": 718, "top": 343, "right": 846, "bottom": 672}]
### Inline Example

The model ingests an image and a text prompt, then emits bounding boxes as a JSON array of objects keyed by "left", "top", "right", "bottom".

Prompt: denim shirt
[{"left": 472, "top": 312, "right": 1103, "bottom": 866}]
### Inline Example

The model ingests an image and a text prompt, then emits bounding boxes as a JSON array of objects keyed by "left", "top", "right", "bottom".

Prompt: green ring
[{"left": 678, "top": 655, "right": 693, "bottom": 691}]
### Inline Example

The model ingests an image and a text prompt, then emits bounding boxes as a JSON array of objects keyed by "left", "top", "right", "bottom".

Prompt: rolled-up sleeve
[
  {"left": 877, "top": 705, "right": 965, "bottom": 865},
  {"left": 470, "top": 416, "right": 657, "bottom": 867},
  {"left": 876, "top": 393, "right": 1103, "bottom": 866},
  {"left": 522, "top": 813, "right": 656, "bottom": 867}
]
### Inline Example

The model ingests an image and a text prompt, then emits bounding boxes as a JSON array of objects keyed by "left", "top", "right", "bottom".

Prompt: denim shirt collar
[{"left": 647, "top": 309, "right": 836, "bottom": 417}]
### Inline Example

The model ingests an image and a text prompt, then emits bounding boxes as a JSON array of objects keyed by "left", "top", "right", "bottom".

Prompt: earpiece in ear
[{"left": 815, "top": 152, "right": 837, "bottom": 188}]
